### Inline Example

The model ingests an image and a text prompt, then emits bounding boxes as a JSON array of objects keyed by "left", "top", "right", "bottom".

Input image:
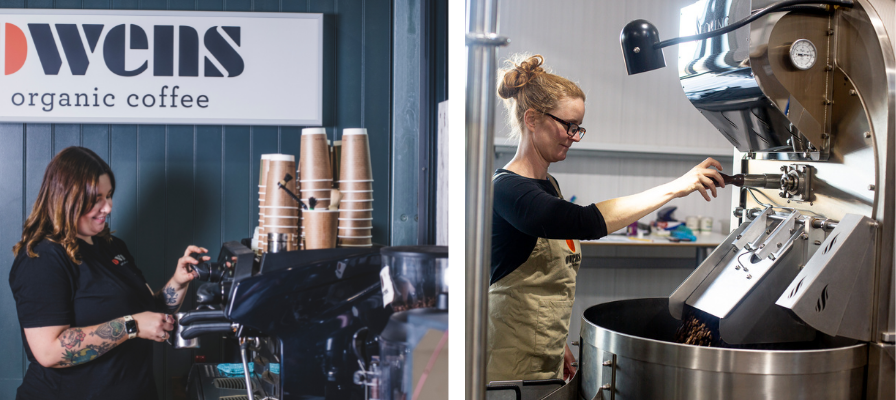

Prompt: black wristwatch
[{"left": 123, "top": 315, "right": 138, "bottom": 339}]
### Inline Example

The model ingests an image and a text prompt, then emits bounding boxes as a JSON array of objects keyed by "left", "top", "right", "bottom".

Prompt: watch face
[
  {"left": 789, "top": 39, "right": 817, "bottom": 70},
  {"left": 125, "top": 319, "right": 138, "bottom": 334}
]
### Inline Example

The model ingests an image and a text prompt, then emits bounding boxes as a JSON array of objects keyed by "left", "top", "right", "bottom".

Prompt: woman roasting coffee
[
  {"left": 487, "top": 54, "right": 726, "bottom": 382},
  {"left": 8, "top": 146, "right": 210, "bottom": 399}
]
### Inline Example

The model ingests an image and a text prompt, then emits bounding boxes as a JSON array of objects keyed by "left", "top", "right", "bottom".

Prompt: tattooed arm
[
  {"left": 154, "top": 281, "right": 189, "bottom": 313},
  {"left": 24, "top": 311, "right": 175, "bottom": 368},
  {"left": 155, "top": 245, "right": 208, "bottom": 313}
]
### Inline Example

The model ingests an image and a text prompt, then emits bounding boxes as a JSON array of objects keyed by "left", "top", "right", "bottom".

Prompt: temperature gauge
[{"left": 789, "top": 39, "right": 817, "bottom": 70}]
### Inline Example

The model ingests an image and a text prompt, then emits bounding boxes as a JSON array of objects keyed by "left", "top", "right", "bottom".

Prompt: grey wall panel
[
  {"left": 55, "top": 125, "right": 81, "bottom": 153},
  {"left": 163, "top": 125, "right": 196, "bottom": 399},
  {"left": 336, "top": 0, "right": 364, "bottom": 129},
  {"left": 25, "top": 125, "right": 52, "bottom": 219},
  {"left": 111, "top": 125, "right": 139, "bottom": 247},
  {"left": 224, "top": 0, "right": 250, "bottom": 11},
  {"left": 250, "top": 126, "right": 279, "bottom": 235},
  {"left": 223, "top": 127, "right": 250, "bottom": 242},
  {"left": 113, "top": 0, "right": 139, "bottom": 9},
  {"left": 0, "top": 2, "right": 394, "bottom": 398},
  {"left": 82, "top": 125, "right": 110, "bottom": 163},
  {"left": 365, "top": 1, "right": 392, "bottom": 245},
  {"left": 0, "top": 124, "right": 24, "bottom": 400}
]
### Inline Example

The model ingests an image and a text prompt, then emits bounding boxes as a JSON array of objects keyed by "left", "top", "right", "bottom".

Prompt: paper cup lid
[
  {"left": 343, "top": 128, "right": 367, "bottom": 136},
  {"left": 261, "top": 153, "right": 295, "bottom": 161},
  {"left": 302, "top": 127, "right": 327, "bottom": 135}
]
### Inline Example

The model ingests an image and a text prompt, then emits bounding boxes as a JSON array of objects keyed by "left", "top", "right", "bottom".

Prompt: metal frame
[{"left": 466, "top": 0, "right": 507, "bottom": 398}]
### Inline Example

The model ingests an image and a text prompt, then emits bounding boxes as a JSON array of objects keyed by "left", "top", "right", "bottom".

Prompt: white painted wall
[
  {"left": 492, "top": 0, "right": 738, "bottom": 232},
  {"left": 490, "top": 0, "right": 744, "bottom": 361}
]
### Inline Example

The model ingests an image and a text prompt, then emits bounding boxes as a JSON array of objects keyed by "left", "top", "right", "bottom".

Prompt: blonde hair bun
[
  {"left": 495, "top": 53, "right": 585, "bottom": 140},
  {"left": 497, "top": 54, "right": 546, "bottom": 100}
]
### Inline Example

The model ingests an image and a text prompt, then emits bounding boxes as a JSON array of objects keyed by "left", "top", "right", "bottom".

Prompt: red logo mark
[
  {"left": 5, "top": 23, "right": 27, "bottom": 75},
  {"left": 566, "top": 240, "right": 575, "bottom": 252}
]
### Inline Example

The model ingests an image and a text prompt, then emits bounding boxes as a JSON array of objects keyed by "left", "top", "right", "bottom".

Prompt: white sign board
[{"left": 0, "top": 10, "right": 322, "bottom": 125}]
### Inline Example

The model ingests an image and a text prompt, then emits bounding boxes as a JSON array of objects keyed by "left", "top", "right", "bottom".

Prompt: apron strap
[{"left": 546, "top": 174, "right": 564, "bottom": 201}]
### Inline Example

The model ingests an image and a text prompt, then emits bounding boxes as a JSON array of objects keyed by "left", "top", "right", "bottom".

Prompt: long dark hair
[{"left": 13, "top": 147, "right": 116, "bottom": 264}]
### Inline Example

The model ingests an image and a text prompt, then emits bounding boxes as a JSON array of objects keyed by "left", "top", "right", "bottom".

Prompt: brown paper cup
[
  {"left": 302, "top": 210, "right": 338, "bottom": 250},
  {"left": 340, "top": 189, "right": 373, "bottom": 200},
  {"left": 261, "top": 155, "right": 298, "bottom": 243},
  {"left": 338, "top": 180, "right": 373, "bottom": 191},
  {"left": 299, "top": 179, "right": 333, "bottom": 190},
  {"left": 338, "top": 236, "right": 373, "bottom": 247},
  {"left": 300, "top": 188, "right": 332, "bottom": 210},
  {"left": 338, "top": 227, "right": 371, "bottom": 236},
  {"left": 301, "top": 128, "right": 333, "bottom": 182},
  {"left": 339, "top": 209, "right": 373, "bottom": 219},
  {"left": 339, "top": 199, "right": 373, "bottom": 211},
  {"left": 340, "top": 129, "right": 372, "bottom": 181},
  {"left": 339, "top": 218, "right": 373, "bottom": 228}
]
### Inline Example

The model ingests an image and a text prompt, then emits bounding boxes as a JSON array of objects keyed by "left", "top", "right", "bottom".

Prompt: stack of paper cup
[
  {"left": 300, "top": 128, "right": 334, "bottom": 208},
  {"left": 338, "top": 128, "right": 373, "bottom": 247},
  {"left": 262, "top": 154, "right": 299, "bottom": 252},
  {"left": 257, "top": 156, "right": 270, "bottom": 252},
  {"left": 300, "top": 127, "right": 334, "bottom": 242}
]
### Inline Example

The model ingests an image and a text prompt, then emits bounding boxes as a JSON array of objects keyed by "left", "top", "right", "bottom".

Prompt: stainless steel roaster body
[
  {"left": 579, "top": 299, "right": 867, "bottom": 400},
  {"left": 578, "top": 0, "right": 895, "bottom": 398}
]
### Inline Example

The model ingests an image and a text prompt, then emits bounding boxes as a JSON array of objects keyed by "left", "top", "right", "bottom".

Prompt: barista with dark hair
[
  {"left": 488, "top": 54, "right": 725, "bottom": 382},
  {"left": 8, "top": 146, "right": 210, "bottom": 400}
]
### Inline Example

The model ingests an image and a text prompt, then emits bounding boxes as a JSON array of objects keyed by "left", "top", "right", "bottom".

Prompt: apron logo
[
  {"left": 111, "top": 254, "right": 128, "bottom": 266},
  {"left": 566, "top": 239, "right": 576, "bottom": 252},
  {"left": 565, "top": 253, "right": 581, "bottom": 265}
]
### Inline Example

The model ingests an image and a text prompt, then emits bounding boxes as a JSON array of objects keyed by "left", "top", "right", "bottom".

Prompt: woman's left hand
[
  {"left": 173, "top": 245, "right": 208, "bottom": 288},
  {"left": 563, "top": 343, "right": 577, "bottom": 381}
]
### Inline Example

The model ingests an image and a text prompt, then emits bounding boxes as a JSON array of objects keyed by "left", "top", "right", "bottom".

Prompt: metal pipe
[
  {"left": 742, "top": 174, "right": 783, "bottom": 189},
  {"left": 466, "top": 0, "right": 506, "bottom": 398}
]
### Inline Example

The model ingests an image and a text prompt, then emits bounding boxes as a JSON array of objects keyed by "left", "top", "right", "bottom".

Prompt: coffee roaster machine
[
  {"left": 502, "top": 0, "right": 895, "bottom": 399},
  {"left": 171, "top": 241, "right": 449, "bottom": 400}
]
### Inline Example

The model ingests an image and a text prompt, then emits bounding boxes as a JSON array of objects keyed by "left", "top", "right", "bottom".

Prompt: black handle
[
  {"left": 196, "top": 282, "right": 222, "bottom": 305},
  {"left": 179, "top": 309, "right": 228, "bottom": 325},
  {"left": 181, "top": 322, "right": 233, "bottom": 340}
]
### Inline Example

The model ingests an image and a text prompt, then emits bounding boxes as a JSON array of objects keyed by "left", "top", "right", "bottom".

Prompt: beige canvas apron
[{"left": 487, "top": 173, "right": 582, "bottom": 382}]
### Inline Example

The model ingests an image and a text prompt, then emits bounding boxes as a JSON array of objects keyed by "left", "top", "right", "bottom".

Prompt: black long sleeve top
[{"left": 490, "top": 169, "right": 608, "bottom": 284}]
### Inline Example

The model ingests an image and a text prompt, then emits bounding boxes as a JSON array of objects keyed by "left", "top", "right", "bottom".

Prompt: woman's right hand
[
  {"left": 668, "top": 158, "right": 725, "bottom": 201},
  {"left": 132, "top": 311, "right": 175, "bottom": 342}
]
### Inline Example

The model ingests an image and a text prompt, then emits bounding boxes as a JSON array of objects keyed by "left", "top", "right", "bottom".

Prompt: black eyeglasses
[{"left": 545, "top": 113, "right": 586, "bottom": 140}]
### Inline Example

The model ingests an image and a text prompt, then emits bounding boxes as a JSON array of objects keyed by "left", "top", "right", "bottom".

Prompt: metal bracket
[
  {"left": 778, "top": 164, "right": 814, "bottom": 203},
  {"left": 754, "top": 211, "right": 800, "bottom": 261},
  {"left": 465, "top": 33, "right": 510, "bottom": 46},
  {"left": 733, "top": 207, "right": 772, "bottom": 251},
  {"left": 592, "top": 353, "right": 617, "bottom": 400}
]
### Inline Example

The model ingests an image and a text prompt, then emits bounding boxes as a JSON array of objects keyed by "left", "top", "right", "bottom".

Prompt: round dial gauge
[{"left": 789, "top": 39, "right": 817, "bottom": 70}]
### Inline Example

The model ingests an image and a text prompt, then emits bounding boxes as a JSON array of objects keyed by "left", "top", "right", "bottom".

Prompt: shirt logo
[
  {"left": 566, "top": 239, "right": 576, "bottom": 252},
  {"left": 111, "top": 254, "right": 128, "bottom": 266}
]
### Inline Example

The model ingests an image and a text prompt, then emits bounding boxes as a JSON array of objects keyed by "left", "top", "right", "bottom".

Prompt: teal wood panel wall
[{"left": 0, "top": 1, "right": 393, "bottom": 399}]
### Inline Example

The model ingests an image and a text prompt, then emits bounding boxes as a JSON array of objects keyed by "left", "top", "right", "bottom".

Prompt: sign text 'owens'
[{"left": 4, "top": 23, "right": 243, "bottom": 77}]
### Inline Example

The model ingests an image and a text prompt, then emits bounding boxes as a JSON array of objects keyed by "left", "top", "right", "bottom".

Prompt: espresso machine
[
  {"left": 172, "top": 241, "right": 390, "bottom": 400},
  {"left": 573, "top": 0, "right": 895, "bottom": 399},
  {"left": 173, "top": 241, "right": 449, "bottom": 400}
]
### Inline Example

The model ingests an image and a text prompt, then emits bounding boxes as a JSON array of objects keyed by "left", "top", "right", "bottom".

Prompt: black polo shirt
[{"left": 9, "top": 236, "right": 161, "bottom": 400}]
